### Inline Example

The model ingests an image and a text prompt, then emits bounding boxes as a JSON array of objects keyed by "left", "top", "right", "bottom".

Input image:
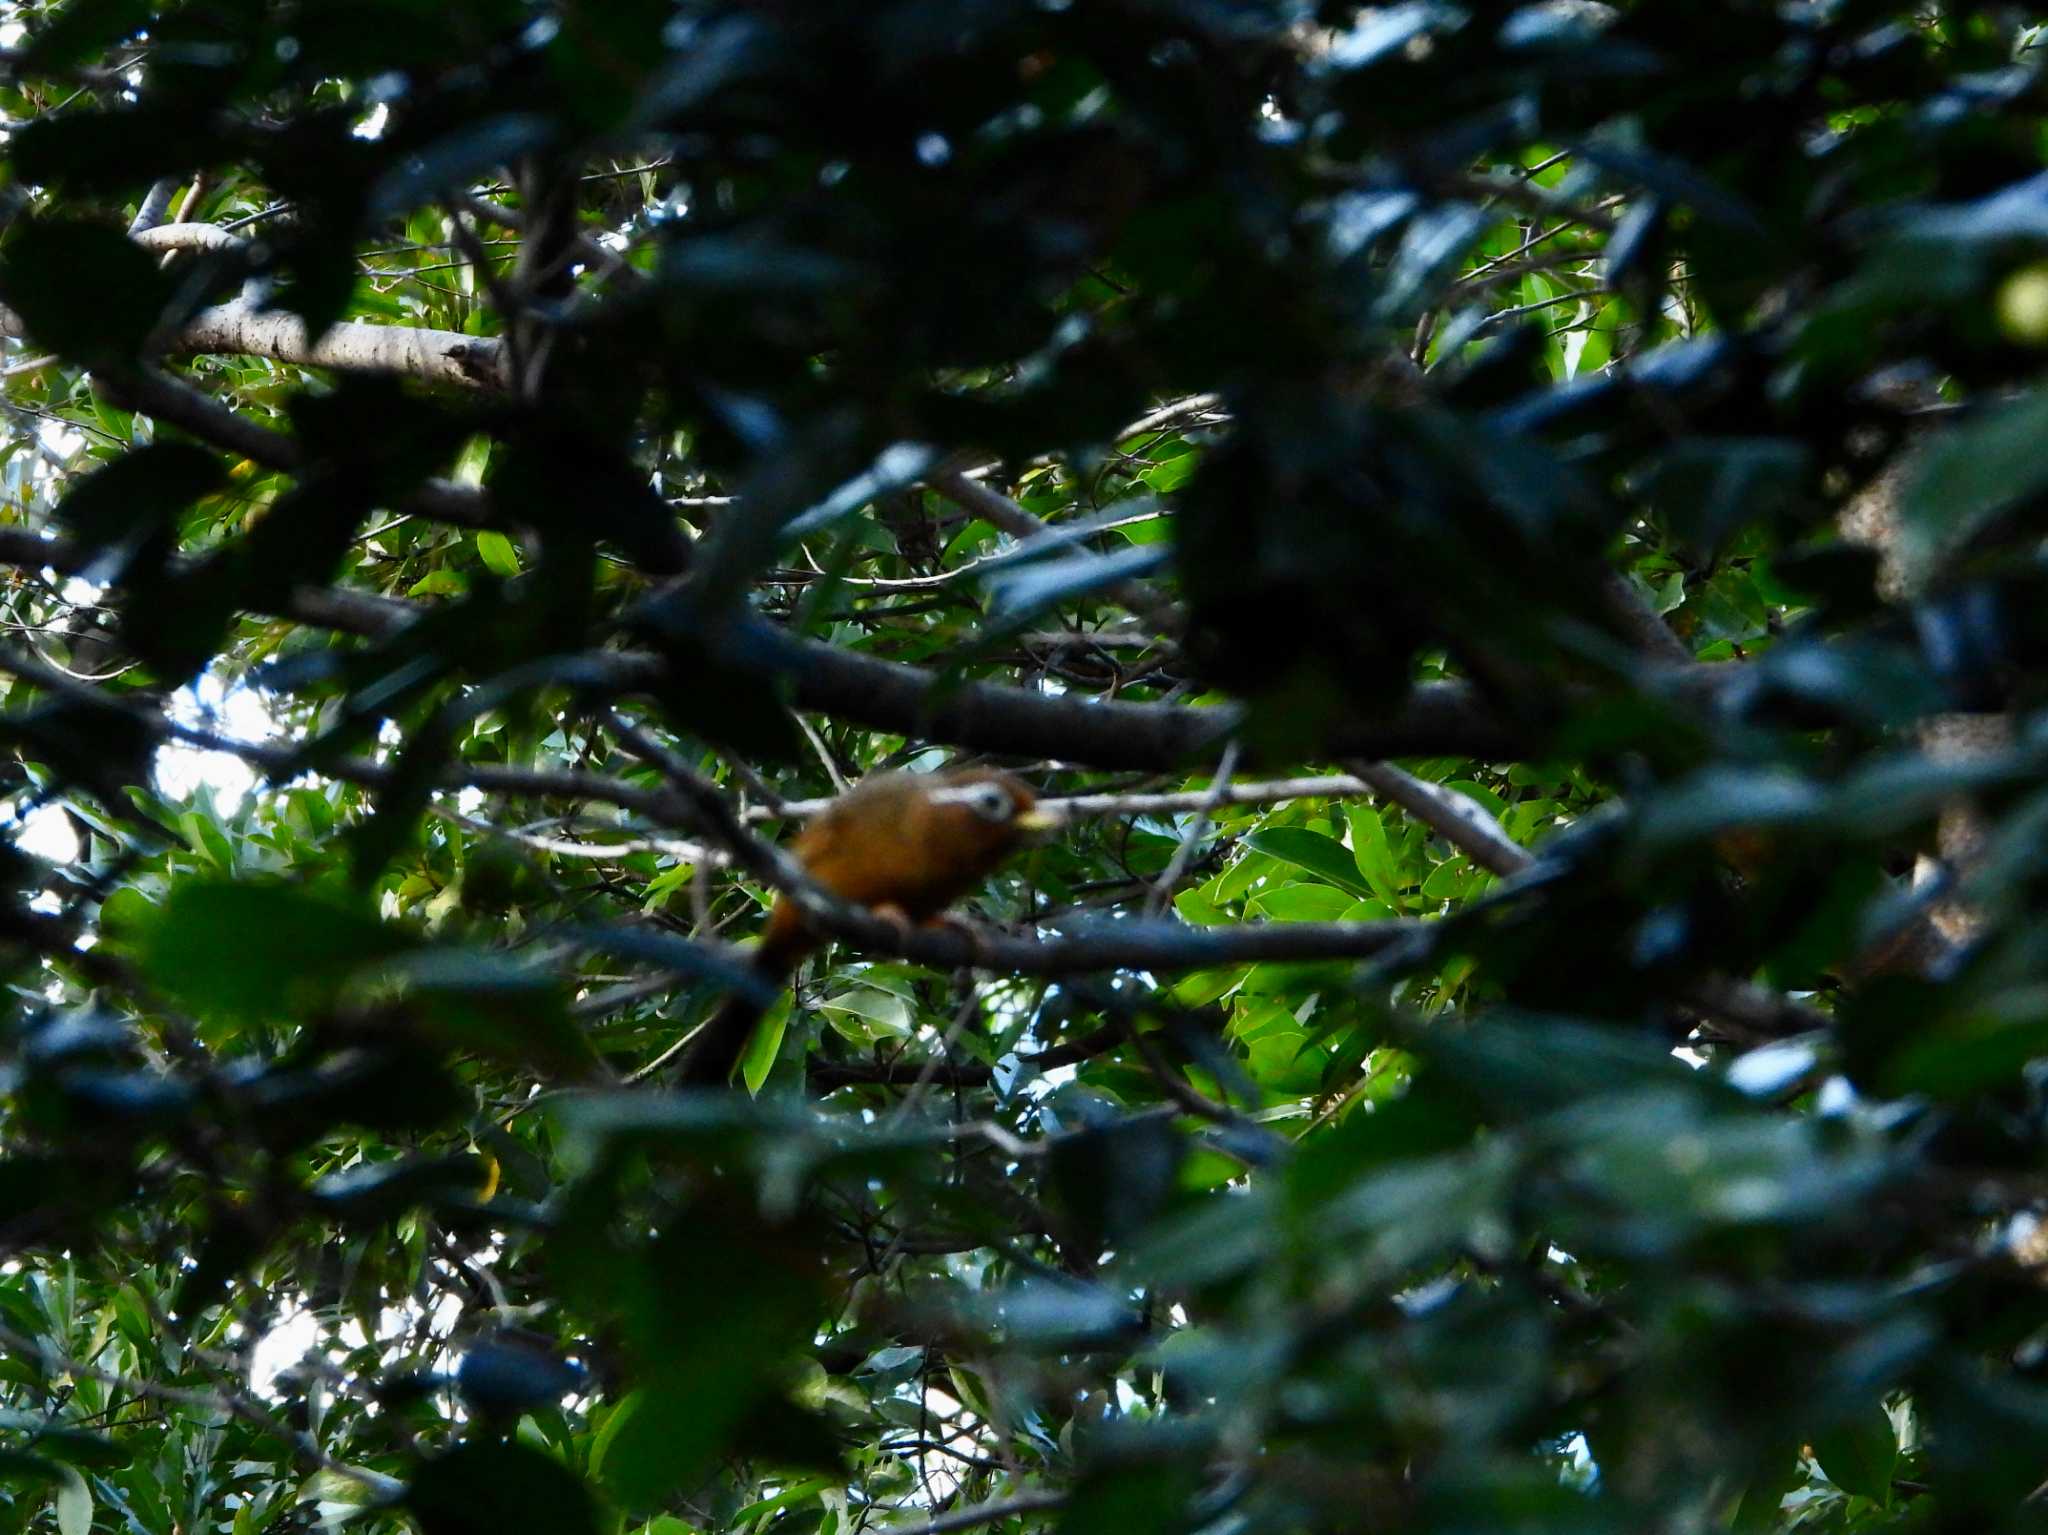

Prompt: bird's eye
[{"left": 967, "top": 784, "right": 1012, "bottom": 822}]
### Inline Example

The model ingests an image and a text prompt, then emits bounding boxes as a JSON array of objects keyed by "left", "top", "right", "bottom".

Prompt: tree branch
[
  {"left": 0, "top": 523, "right": 1704, "bottom": 773},
  {"left": 0, "top": 646, "right": 1426, "bottom": 982},
  {"left": 877, "top": 1489, "right": 1065, "bottom": 1535},
  {"left": 0, "top": 300, "right": 509, "bottom": 391},
  {"left": 1345, "top": 760, "right": 1528, "bottom": 876},
  {"left": 749, "top": 635, "right": 1531, "bottom": 770},
  {"left": 167, "top": 300, "right": 508, "bottom": 389},
  {"left": 925, "top": 467, "right": 1181, "bottom": 634},
  {"left": 94, "top": 364, "right": 301, "bottom": 469},
  {"left": 764, "top": 774, "right": 1386, "bottom": 824},
  {"left": 92, "top": 366, "right": 499, "bottom": 530},
  {"left": 132, "top": 221, "right": 252, "bottom": 255}
]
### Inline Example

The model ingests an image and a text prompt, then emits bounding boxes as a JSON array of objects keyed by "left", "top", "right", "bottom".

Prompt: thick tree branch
[
  {"left": 0, "top": 646, "right": 1427, "bottom": 980},
  {"left": 126, "top": 180, "right": 182, "bottom": 238},
  {"left": 94, "top": 366, "right": 497, "bottom": 530},
  {"left": 0, "top": 524, "right": 1710, "bottom": 772},
  {"left": 757, "top": 638, "right": 1530, "bottom": 770},
  {"left": 11, "top": 216, "right": 507, "bottom": 391},
  {"left": 132, "top": 221, "right": 251, "bottom": 255},
  {"left": 94, "top": 364, "right": 301, "bottom": 469},
  {"left": 0, "top": 612, "right": 1818, "bottom": 1050},
  {"left": 168, "top": 300, "right": 509, "bottom": 389},
  {"left": 0, "top": 298, "right": 509, "bottom": 391}
]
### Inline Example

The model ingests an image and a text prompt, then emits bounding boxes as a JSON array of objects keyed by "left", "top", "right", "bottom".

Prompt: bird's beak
[{"left": 1013, "top": 806, "right": 1063, "bottom": 838}]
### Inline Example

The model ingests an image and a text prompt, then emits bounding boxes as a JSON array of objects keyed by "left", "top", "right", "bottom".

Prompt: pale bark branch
[
  {"left": 127, "top": 179, "right": 181, "bottom": 238},
  {"left": 132, "top": 221, "right": 252, "bottom": 255},
  {"left": 1345, "top": 759, "right": 1529, "bottom": 876},
  {"left": 768, "top": 773, "right": 1383, "bottom": 823},
  {"left": 166, "top": 300, "right": 508, "bottom": 389},
  {"left": 1, "top": 296, "right": 509, "bottom": 390}
]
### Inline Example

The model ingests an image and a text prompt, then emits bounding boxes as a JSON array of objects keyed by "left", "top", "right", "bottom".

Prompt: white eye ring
[
  {"left": 965, "top": 784, "right": 1012, "bottom": 823},
  {"left": 928, "top": 779, "right": 1018, "bottom": 822}
]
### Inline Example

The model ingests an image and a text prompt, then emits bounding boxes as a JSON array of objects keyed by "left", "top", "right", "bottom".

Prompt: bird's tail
[{"left": 674, "top": 915, "right": 809, "bottom": 1087}]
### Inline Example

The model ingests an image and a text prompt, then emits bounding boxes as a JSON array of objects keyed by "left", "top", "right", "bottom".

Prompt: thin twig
[
  {"left": 876, "top": 1489, "right": 1066, "bottom": 1535},
  {"left": 798, "top": 715, "right": 851, "bottom": 794},
  {"left": 1146, "top": 742, "right": 1241, "bottom": 916},
  {"left": 764, "top": 773, "right": 1381, "bottom": 825},
  {"left": 925, "top": 469, "right": 1181, "bottom": 633}
]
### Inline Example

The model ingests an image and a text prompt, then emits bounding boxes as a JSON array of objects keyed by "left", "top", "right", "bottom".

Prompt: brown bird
[{"left": 676, "top": 767, "right": 1059, "bottom": 1086}]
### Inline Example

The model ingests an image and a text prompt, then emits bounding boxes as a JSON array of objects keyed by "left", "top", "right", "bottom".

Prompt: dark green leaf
[
  {"left": 140, "top": 880, "right": 409, "bottom": 1022},
  {"left": 0, "top": 221, "right": 177, "bottom": 363},
  {"left": 1242, "top": 828, "right": 1376, "bottom": 900},
  {"left": 1812, "top": 1403, "right": 1896, "bottom": 1503},
  {"left": 406, "top": 1441, "right": 596, "bottom": 1535}
]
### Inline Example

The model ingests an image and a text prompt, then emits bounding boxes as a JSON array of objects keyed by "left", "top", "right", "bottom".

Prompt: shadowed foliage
[{"left": 3, "top": 3, "right": 2048, "bottom": 1534}]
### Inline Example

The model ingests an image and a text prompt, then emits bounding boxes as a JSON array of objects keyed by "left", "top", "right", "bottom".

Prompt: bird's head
[{"left": 925, "top": 768, "right": 1062, "bottom": 849}]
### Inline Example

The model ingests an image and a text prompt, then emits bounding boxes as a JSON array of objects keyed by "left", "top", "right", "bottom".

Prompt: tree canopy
[{"left": 4, "top": 2, "right": 2048, "bottom": 1533}]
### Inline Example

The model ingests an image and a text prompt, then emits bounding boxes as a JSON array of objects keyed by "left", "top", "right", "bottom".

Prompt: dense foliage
[{"left": 5, "top": 1, "right": 2048, "bottom": 1532}]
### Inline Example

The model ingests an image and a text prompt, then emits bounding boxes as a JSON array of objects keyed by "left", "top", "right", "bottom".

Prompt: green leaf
[
  {"left": 54, "top": 442, "right": 225, "bottom": 562},
  {"left": 382, "top": 948, "right": 597, "bottom": 1076},
  {"left": 21, "top": 0, "right": 150, "bottom": 71},
  {"left": 587, "top": 1392, "right": 645, "bottom": 1486},
  {"left": 1249, "top": 882, "right": 1355, "bottom": 922},
  {"left": 1059, "top": 1429, "right": 1205, "bottom": 1535},
  {"left": 1345, "top": 805, "right": 1406, "bottom": 910},
  {"left": 452, "top": 433, "right": 493, "bottom": 485},
  {"left": 141, "top": 880, "right": 411, "bottom": 1022},
  {"left": 558, "top": 1216, "right": 828, "bottom": 1508},
  {"left": 1242, "top": 828, "right": 1375, "bottom": 900},
  {"left": 1139, "top": 453, "right": 1200, "bottom": 494},
  {"left": 1441, "top": 780, "right": 1507, "bottom": 821},
  {"left": 1813, "top": 1403, "right": 1897, "bottom": 1503},
  {"left": 475, "top": 529, "right": 523, "bottom": 576},
  {"left": 95, "top": 887, "right": 156, "bottom": 952},
  {"left": 409, "top": 569, "right": 469, "bottom": 598},
  {"left": 814, "top": 988, "right": 909, "bottom": 1040},
  {"left": 741, "top": 991, "right": 793, "bottom": 1093},
  {"left": 1903, "top": 388, "right": 2048, "bottom": 567},
  {"left": 0, "top": 219, "right": 176, "bottom": 362},
  {"left": 51, "top": 1465, "right": 89, "bottom": 1535},
  {"left": 1420, "top": 856, "right": 1473, "bottom": 902},
  {"left": 1730, "top": 1443, "right": 1803, "bottom": 1529},
  {"left": 0, "top": 1415, "right": 128, "bottom": 1470},
  {"left": 730, "top": 1476, "right": 831, "bottom": 1524},
  {"left": 296, "top": 1465, "right": 400, "bottom": 1511},
  {"left": 0, "top": 1449, "right": 62, "bottom": 1484}
]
